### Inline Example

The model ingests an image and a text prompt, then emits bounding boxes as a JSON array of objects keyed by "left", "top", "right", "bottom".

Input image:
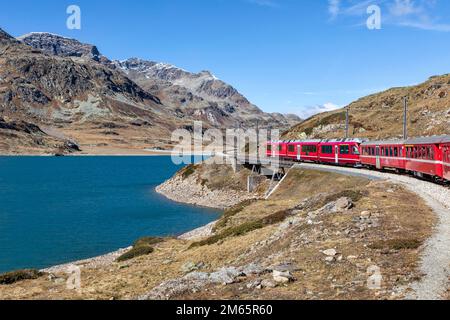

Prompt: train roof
[
  {"left": 362, "top": 139, "right": 406, "bottom": 146},
  {"left": 405, "top": 135, "right": 450, "bottom": 145},
  {"left": 359, "top": 135, "right": 450, "bottom": 146},
  {"left": 269, "top": 138, "right": 366, "bottom": 144}
]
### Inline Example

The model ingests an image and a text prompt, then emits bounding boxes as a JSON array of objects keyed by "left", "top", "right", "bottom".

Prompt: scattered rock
[
  {"left": 360, "top": 211, "right": 371, "bottom": 219},
  {"left": 240, "top": 263, "right": 266, "bottom": 276},
  {"left": 261, "top": 279, "right": 277, "bottom": 288},
  {"left": 209, "top": 267, "right": 242, "bottom": 285},
  {"left": 184, "top": 272, "right": 210, "bottom": 281},
  {"left": 246, "top": 280, "right": 261, "bottom": 289},
  {"left": 319, "top": 197, "right": 353, "bottom": 213},
  {"left": 181, "top": 261, "right": 204, "bottom": 273},
  {"left": 333, "top": 197, "right": 353, "bottom": 211},
  {"left": 323, "top": 249, "right": 337, "bottom": 257},
  {"left": 273, "top": 270, "right": 294, "bottom": 283}
]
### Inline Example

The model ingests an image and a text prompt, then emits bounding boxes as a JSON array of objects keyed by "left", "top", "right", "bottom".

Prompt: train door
[
  {"left": 335, "top": 145, "right": 339, "bottom": 164},
  {"left": 376, "top": 146, "right": 381, "bottom": 169},
  {"left": 297, "top": 145, "right": 301, "bottom": 161}
]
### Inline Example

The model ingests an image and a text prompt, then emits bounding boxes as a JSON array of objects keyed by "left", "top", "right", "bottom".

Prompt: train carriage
[
  {"left": 285, "top": 141, "right": 302, "bottom": 161},
  {"left": 443, "top": 142, "right": 450, "bottom": 181},
  {"left": 266, "top": 135, "right": 450, "bottom": 184},
  {"left": 318, "top": 139, "right": 362, "bottom": 166},
  {"left": 266, "top": 141, "right": 287, "bottom": 158},
  {"left": 297, "top": 140, "right": 320, "bottom": 162},
  {"left": 360, "top": 140, "right": 406, "bottom": 171},
  {"left": 404, "top": 136, "right": 448, "bottom": 179},
  {"left": 267, "top": 140, "right": 322, "bottom": 162}
]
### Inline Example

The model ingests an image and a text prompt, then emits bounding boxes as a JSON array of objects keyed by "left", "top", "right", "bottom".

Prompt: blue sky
[{"left": 1, "top": 0, "right": 450, "bottom": 118}]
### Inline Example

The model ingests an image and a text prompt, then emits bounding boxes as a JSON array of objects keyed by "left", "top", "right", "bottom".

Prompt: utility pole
[
  {"left": 256, "top": 120, "right": 260, "bottom": 159},
  {"left": 403, "top": 96, "right": 408, "bottom": 140},
  {"left": 345, "top": 107, "right": 349, "bottom": 139}
]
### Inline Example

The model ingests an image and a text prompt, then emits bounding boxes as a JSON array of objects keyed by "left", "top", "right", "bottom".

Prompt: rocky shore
[
  {"left": 155, "top": 163, "right": 267, "bottom": 210},
  {"left": 0, "top": 164, "right": 443, "bottom": 300}
]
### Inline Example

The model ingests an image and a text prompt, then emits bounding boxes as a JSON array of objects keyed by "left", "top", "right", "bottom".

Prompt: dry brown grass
[
  {"left": 0, "top": 169, "right": 436, "bottom": 300},
  {"left": 180, "top": 181, "right": 435, "bottom": 300}
]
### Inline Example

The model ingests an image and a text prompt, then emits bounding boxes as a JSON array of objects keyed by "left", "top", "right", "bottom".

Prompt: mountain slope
[
  {"left": 19, "top": 33, "right": 300, "bottom": 130},
  {"left": 0, "top": 28, "right": 186, "bottom": 154},
  {"left": 284, "top": 74, "right": 450, "bottom": 140},
  {"left": 115, "top": 58, "right": 301, "bottom": 128}
]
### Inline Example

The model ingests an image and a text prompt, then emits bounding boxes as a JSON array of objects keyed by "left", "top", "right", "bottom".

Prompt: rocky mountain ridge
[
  {"left": 17, "top": 32, "right": 300, "bottom": 129},
  {"left": 0, "top": 28, "right": 301, "bottom": 154}
]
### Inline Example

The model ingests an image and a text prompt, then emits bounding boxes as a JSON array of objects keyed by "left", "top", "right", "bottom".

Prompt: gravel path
[{"left": 294, "top": 163, "right": 450, "bottom": 300}]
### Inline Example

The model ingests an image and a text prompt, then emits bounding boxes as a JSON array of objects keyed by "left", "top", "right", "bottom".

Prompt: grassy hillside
[
  {"left": 284, "top": 74, "right": 450, "bottom": 140},
  {"left": 0, "top": 165, "right": 435, "bottom": 300}
]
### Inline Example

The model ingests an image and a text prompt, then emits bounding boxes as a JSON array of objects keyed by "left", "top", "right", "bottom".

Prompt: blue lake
[{"left": 0, "top": 156, "right": 220, "bottom": 273}]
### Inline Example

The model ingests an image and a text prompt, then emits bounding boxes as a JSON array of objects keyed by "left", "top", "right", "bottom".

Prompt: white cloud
[
  {"left": 389, "top": 0, "right": 420, "bottom": 16},
  {"left": 246, "top": 0, "right": 279, "bottom": 7},
  {"left": 328, "top": 0, "right": 341, "bottom": 19},
  {"left": 297, "top": 102, "right": 341, "bottom": 119},
  {"left": 328, "top": 0, "right": 450, "bottom": 32}
]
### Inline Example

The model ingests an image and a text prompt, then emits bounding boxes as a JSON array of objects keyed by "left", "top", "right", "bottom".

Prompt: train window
[
  {"left": 267, "top": 145, "right": 272, "bottom": 152},
  {"left": 394, "top": 147, "right": 398, "bottom": 157},
  {"left": 429, "top": 147, "right": 434, "bottom": 160},
  {"left": 371, "top": 147, "right": 375, "bottom": 155},
  {"left": 288, "top": 145, "right": 295, "bottom": 153},
  {"left": 340, "top": 145, "right": 350, "bottom": 155},
  {"left": 352, "top": 146, "right": 360, "bottom": 155},
  {"left": 413, "top": 147, "right": 418, "bottom": 158},
  {"left": 278, "top": 145, "right": 283, "bottom": 152},
  {"left": 321, "top": 145, "right": 333, "bottom": 154},
  {"left": 302, "top": 145, "right": 317, "bottom": 153}
]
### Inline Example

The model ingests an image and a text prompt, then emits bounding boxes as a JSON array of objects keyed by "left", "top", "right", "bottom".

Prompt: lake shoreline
[
  {"left": 40, "top": 220, "right": 220, "bottom": 274},
  {"left": 0, "top": 149, "right": 215, "bottom": 157}
]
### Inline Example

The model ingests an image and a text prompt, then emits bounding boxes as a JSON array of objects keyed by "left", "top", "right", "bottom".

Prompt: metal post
[
  {"left": 256, "top": 120, "right": 259, "bottom": 159},
  {"left": 345, "top": 107, "right": 349, "bottom": 139},
  {"left": 403, "top": 97, "right": 408, "bottom": 140},
  {"left": 234, "top": 122, "right": 238, "bottom": 159}
]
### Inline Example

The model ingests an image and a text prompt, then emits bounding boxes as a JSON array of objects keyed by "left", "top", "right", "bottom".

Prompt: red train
[{"left": 266, "top": 135, "right": 450, "bottom": 183}]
